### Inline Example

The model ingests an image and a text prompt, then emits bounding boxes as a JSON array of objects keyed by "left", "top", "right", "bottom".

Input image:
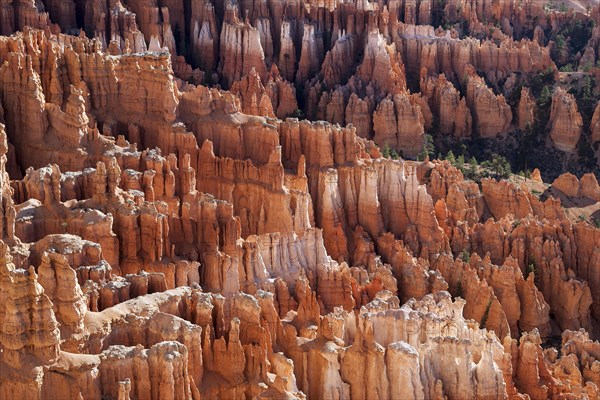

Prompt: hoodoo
[{"left": 1, "top": 1, "right": 600, "bottom": 399}]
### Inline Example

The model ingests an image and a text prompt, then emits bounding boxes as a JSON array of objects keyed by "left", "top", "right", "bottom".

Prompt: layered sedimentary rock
[
  {"left": 322, "top": 33, "right": 357, "bottom": 88},
  {"left": 373, "top": 93, "right": 425, "bottom": 157},
  {"left": 421, "top": 72, "right": 472, "bottom": 138},
  {"left": 549, "top": 88, "right": 583, "bottom": 152},
  {"left": 592, "top": 103, "right": 600, "bottom": 146},
  {"left": 517, "top": 87, "right": 536, "bottom": 131},
  {"left": 264, "top": 65, "right": 299, "bottom": 119},
  {"left": 230, "top": 67, "right": 275, "bottom": 118},
  {"left": 297, "top": 23, "right": 324, "bottom": 83},
  {"left": 552, "top": 172, "right": 600, "bottom": 201},
  {"left": 1, "top": 1, "right": 600, "bottom": 398},
  {"left": 25, "top": 0, "right": 565, "bottom": 168},
  {"left": 218, "top": 5, "right": 267, "bottom": 89},
  {"left": 464, "top": 66, "right": 512, "bottom": 138}
]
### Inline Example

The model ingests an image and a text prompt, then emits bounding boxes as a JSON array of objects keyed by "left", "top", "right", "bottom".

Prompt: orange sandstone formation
[
  {"left": 549, "top": 87, "right": 583, "bottom": 153},
  {"left": 1, "top": 1, "right": 600, "bottom": 399}
]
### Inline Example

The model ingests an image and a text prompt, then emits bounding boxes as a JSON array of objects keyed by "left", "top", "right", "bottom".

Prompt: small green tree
[
  {"left": 456, "top": 154, "right": 466, "bottom": 172},
  {"left": 538, "top": 86, "right": 552, "bottom": 109},
  {"left": 559, "top": 64, "right": 573, "bottom": 72},
  {"left": 525, "top": 258, "right": 536, "bottom": 279},
  {"left": 459, "top": 249, "right": 471, "bottom": 263},
  {"left": 582, "top": 75, "right": 593, "bottom": 104},
  {"left": 481, "top": 154, "right": 511, "bottom": 180},
  {"left": 417, "top": 134, "right": 435, "bottom": 161},
  {"left": 465, "top": 156, "right": 478, "bottom": 180},
  {"left": 445, "top": 150, "right": 456, "bottom": 164},
  {"left": 381, "top": 143, "right": 391, "bottom": 158},
  {"left": 288, "top": 109, "right": 304, "bottom": 119}
]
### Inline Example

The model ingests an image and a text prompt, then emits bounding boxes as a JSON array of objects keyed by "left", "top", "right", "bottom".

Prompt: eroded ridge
[{"left": 1, "top": 1, "right": 600, "bottom": 399}]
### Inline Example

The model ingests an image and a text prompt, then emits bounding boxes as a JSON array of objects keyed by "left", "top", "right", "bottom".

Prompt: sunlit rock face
[{"left": 1, "top": 1, "right": 600, "bottom": 399}]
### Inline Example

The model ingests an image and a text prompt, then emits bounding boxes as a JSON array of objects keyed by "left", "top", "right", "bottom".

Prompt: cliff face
[
  {"left": 218, "top": 6, "right": 267, "bottom": 89},
  {"left": 464, "top": 65, "right": 513, "bottom": 138},
  {"left": 52, "top": 0, "right": 559, "bottom": 158},
  {"left": 373, "top": 93, "right": 425, "bottom": 157},
  {"left": 549, "top": 87, "right": 583, "bottom": 152},
  {"left": 517, "top": 87, "right": 536, "bottom": 131},
  {"left": 1, "top": 1, "right": 600, "bottom": 398},
  {"left": 592, "top": 102, "right": 600, "bottom": 145},
  {"left": 421, "top": 72, "right": 472, "bottom": 138},
  {"left": 6, "top": 0, "right": 575, "bottom": 164}
]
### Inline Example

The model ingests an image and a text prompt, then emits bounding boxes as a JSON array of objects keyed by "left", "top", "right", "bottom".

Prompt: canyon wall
[{"left": 1, "top": 1, "right": 600, "bottom": 399}]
